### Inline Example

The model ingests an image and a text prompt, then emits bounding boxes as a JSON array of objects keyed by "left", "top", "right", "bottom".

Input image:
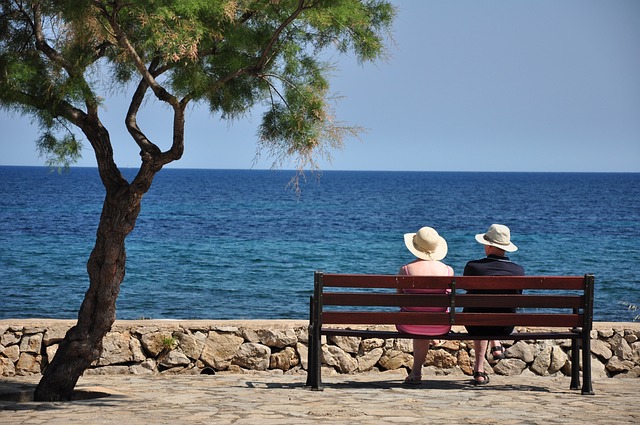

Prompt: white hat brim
[
  {"left": 475, "top": 233, "right": 518, "bottom": 252},
  {"left": 404, "top": 233, "right": 448, "bottom": 261}
]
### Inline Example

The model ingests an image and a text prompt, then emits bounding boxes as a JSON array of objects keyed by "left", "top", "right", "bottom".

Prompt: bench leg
[
  {"left": 570, "top": 338, "right": 580, "bottom": 390},
  {"left": 305, "top": 323, "right": 315, "bottom": 387},
  {"left": 311, "top": 329, "right": 323, "bottom": 391},
  {"left": 305, "top": 324, "right": 323, "bottom": 390},
  {"left": 581, "top": 333, "right": 594, "bottom": 395}
]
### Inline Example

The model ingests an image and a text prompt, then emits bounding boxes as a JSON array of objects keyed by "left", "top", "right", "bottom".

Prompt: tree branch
[
  {"left": 123, "top": 61, "right": 185, "bottom": 181},
  {"left": 31, "top": 3, "right": 75, "bottom": 72},
  {"left": 255, "top": 0, "right": 308, "bottom": 71},
  {"left": 30, "top": 2, "right": 100, "bottom": 115},
  {"left": 212, "top": 0, "right": 310, "bottom": 87},
  {"left": 8, "top": 88, "right": 86, "bottom": 127},
  {"left": 94, "top": 0, "right": 179, "bottom": 109},
  {"left": 125, "top": 60, "right": 162, "bottom": 158}
]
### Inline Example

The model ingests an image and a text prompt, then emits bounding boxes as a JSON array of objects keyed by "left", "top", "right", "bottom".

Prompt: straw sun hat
[
  {"left": 404, "top": 227, "right": 448, "bottom": 261},
  {"left": 475, "top": 223, "right": 518, "bottom": 252}
]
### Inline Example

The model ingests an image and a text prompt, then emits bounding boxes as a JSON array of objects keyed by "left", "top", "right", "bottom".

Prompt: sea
[{"left": 1, "top": 166, "right": 639, "bottom": 323}]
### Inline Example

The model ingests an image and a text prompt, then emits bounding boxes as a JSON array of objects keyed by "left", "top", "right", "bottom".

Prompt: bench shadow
[
  {"left": 257, "top": 377, "right": 553, "bottom": 394},
  {"left": 323, "top": 379, "right": 470, "bottom": 391}
]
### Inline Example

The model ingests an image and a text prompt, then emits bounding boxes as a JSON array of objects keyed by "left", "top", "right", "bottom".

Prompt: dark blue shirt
[
  {"left": 464, "top": 254, "right": 525, "bottom": 282},
  {"left": 463, "top": 254, "right": 525, "bottom": 314}
]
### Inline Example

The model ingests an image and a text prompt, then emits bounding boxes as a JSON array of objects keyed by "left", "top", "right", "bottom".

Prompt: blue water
[{"left": 1, "top": 167, "right": 639, "bottom": 322}]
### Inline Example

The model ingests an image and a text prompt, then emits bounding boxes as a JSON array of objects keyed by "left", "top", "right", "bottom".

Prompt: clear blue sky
[{"left": 1, "top": 0, "right": 638, "bottom": 172}]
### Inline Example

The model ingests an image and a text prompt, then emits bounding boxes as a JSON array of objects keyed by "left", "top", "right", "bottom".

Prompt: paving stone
[{"left": 1, "top": 371, "right": 638, "bottom": 424}]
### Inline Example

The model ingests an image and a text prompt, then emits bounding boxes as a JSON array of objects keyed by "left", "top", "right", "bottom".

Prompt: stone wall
[{"left": 1, "top": 320, "right": 639, "bottom": 379}]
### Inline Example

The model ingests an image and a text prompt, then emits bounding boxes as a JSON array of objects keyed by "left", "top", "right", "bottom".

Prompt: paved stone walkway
[{"left": 1, "top": 371, "right": 638, "bottom": 424}]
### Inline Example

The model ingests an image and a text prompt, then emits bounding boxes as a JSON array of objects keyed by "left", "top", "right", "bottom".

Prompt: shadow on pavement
[{"left": 256, "top": 377, "right": 553, "bottom": 394}]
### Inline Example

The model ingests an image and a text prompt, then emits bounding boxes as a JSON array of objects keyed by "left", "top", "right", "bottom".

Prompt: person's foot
[
  {"left": 491, "top": 345, "right": 505, "bottom": 360},
  {"left": 403, "top": 373, "right": 422, "bottom": 386},
  {"left": 473, "top": 371, "right": 490, "bottom": 385}
]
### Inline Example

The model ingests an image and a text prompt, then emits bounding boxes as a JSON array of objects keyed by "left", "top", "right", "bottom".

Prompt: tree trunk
[
  {"left": 34, "top": 179, "right": 142, "bottom": 401},
  {"left": 31, "top": 68, "right": 175, "bottom": 400}
]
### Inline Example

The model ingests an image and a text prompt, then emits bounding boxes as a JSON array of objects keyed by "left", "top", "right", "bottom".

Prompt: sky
[{"left": 1, "top": 0, "right": 639, "bottom": 172}]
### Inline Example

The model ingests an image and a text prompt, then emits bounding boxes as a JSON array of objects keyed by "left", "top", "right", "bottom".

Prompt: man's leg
[
  {"left": 473, "top": 340, "right": 490, "bottom": 384},
  {"left": 490, "top": 340, "right": 505, "bottom": 359}
]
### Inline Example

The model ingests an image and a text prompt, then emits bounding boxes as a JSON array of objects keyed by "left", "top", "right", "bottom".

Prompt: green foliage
[
  {"left": 161, "top": 336, "right": 178, "bottom": 350},
  {"left": 0, "top": 0, "right": 396, "bottom": 170},
  {"left": 36, "top": 131, "right": 83, "bottom": 170}
]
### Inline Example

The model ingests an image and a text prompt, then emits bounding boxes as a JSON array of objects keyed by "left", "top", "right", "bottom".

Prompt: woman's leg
[{"left": 406, "top": 339, "right": 430, "bottom": 383}]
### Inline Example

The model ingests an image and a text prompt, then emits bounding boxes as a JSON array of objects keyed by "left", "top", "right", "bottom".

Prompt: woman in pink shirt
[{"left": 397, "top": 227, "right": 453, "bottom": 385}]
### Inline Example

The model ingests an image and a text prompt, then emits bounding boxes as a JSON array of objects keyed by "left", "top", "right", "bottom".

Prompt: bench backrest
[{"left": 312, "top": 272, "right": 594, "bottom": 330}]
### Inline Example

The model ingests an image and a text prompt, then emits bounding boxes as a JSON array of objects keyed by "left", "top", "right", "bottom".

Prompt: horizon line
[{"left": 1, "top": 164, "right": 639, "bottom": 174}]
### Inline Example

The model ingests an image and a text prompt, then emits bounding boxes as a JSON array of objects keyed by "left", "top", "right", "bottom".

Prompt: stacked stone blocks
[{"left": 1, "top": 320, "right": 638, "bottom": 379}]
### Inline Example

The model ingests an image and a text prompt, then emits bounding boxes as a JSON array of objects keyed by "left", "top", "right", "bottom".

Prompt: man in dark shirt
[{"left": 463, "top": 224, "right": 525, "bottom": 385}]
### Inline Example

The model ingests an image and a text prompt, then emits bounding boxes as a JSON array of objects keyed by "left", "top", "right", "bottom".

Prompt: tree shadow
[{"left": 0, "top": 379, "right": 114, "bottom": 409}]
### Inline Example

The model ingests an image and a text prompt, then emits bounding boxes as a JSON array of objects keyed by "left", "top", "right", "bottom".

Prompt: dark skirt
[{"left": 465, "top": 325, "right": 515, "bottom": 336}]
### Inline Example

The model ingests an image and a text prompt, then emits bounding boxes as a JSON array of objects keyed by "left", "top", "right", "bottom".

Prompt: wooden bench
[{"left": 305, "top": 272, "right": 595, "bottom": 395}]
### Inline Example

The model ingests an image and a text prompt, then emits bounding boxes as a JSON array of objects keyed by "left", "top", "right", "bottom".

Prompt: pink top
[{"left": 395, "top": 260, "right": 453, "bottom": 336}]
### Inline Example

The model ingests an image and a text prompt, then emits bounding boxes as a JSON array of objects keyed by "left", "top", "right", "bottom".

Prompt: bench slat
[
  {"left": 321, "top": 328, "right": 582, "bottom": 341},
  {"left": 321, "top": 274, "right": 586, "bottom": 290},
  {"left": 322, "top": 292, "right": 584, "bottom": 309},
  {"left": 455, "top": 313, "right": 583, "bottom": 327},
  {"left": 455, "top": 294, "right": 583, "bottom": 309},
  {"left": 323, "top": 293, "right": 450, "bottom": 307},
  {"left": 322, "top": 311, "right": 450, "bottom": 325},
  {"left": 322, "top": 311, "right": 583, "bottom": 327}
]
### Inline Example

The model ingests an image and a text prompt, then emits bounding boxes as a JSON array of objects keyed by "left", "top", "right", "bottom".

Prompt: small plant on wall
[{"left": 162, "top": 337, "right": 178, "bottom": 351}]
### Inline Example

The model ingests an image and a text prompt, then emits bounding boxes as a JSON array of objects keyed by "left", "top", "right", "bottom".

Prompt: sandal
[
  {"left": 473, "top": 371, "right": 490, "bottom": 386},
  {"left": 403, "top": 373, "right": 422, "bottom": 386},
  {"left": 491, "top": 345, "right": 505, "bottom": 360}
]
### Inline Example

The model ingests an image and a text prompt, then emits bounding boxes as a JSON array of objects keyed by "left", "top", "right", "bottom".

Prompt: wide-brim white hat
[
  {"left": 404, "top": 227, "right": 448, "bottom": 261},
  {"left": 475, "top": 224, "right": 518, "bottom": 252}
]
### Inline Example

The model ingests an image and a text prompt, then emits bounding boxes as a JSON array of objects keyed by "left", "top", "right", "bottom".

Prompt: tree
[{"left": 0, "top": 0, "right": 395, "bottom": 400}]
